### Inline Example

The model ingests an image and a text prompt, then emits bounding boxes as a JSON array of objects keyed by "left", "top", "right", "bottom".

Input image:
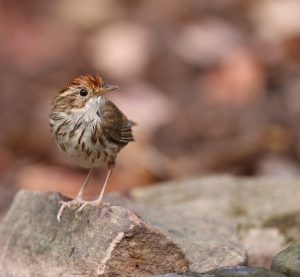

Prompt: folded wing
[{"left": 99, "top": 100, "right": 135, "bottom": 146}]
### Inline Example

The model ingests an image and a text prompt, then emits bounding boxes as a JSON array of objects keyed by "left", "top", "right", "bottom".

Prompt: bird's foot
[
  {"left": 57, "top": 198, "right": 84, "bottom": 222},
  {"left": 77, "top": 200, "right": 110, "bottom": 213}
]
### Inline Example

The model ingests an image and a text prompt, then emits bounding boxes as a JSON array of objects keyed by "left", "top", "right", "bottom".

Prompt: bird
[{"left": 49, "top": 74, "right": 135, "bottom": 221}]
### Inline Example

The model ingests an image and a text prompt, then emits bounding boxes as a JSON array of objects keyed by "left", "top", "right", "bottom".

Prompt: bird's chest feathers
[
  {"left": 51, "top": 97, "right": 120, "bottom": 167},
  {"left": 54, "top": 98, "right": 102, "bottom": 146}
]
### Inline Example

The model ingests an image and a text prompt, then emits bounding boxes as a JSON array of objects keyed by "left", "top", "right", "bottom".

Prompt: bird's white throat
[{"left": 73, "top": 96, "right": 104, "bottom": 123}]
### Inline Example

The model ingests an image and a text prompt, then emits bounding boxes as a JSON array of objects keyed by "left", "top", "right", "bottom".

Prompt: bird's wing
[{"left": 99, "top": 99, "right": 135, "bottom": 145}]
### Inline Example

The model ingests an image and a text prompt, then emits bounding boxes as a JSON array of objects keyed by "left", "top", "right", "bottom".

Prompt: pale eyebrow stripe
[{"left": 60, "top": 89, "right": 77, "bottom": 97}]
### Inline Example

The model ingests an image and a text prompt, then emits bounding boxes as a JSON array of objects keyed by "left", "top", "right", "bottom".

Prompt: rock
[
  {"left": 264, "top": 211, "right": 300, "bottom": 242},
  {"left": 130, "top": 176, "right": 300, "bottom": 224},
  {"left": 130, "top": 175, "right": 300, "bottom": 267},
  {"left": 0, "top": 190, "right": 188, "bottom": 277},
  {"left": 272, "top": 240, "right": 300, "bottom": 277},
  {"left": 151, "top": 273, "right": 203, "bottom": 277},
  {"left": 151, "top": 272, "right": 200, "bottom": 277},
  {"left": 241, "top": 227, "right": 286, "bottom": 267},
  {"left": 106, "top": 193, "right": 247, "bottom": 273},
  {"left": 152, "top": 266, "right": 287, "bottom": 276}
]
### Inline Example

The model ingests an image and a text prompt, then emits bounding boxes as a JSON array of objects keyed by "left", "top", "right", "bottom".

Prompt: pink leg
[
  {"left": 77, "top": 167, "right": 113, "bottom": 212},
  {"left": 57, "top": 168, "right": 94, "bottom": 222}
]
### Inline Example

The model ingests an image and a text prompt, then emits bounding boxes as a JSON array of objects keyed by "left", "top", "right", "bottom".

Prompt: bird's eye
[{"left": 79, "top": 88, "right": 88, "bottom": 97}]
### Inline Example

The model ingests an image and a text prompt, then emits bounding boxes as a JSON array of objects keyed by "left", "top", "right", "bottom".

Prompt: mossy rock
[
  {"left": 272, "top": 241, "right": 300, "bottom": 277},
  {"left": 264, "top": 212, "right": 300, "bottom": 241}
]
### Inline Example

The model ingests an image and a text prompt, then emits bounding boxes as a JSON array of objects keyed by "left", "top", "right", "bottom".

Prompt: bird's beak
[{"left": 102, "top": 84, "right": 119, "bottom": 92}]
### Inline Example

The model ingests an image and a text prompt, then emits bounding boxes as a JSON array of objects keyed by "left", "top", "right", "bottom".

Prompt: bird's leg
[
  {"left": 77, "top": 166, "right": 113, "bottom": 212},
  {"left": 95, "top": 167, "right": 113, "bottom": 204},
  {"left": 57, "top": 168, "right": 94, "bottom": 221},
  {"left": 75, "top": 168, "right": 95, "bottom": 201}
]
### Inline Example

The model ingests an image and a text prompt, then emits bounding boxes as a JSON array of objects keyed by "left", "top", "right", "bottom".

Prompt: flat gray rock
[
  {"left": 106, "top": 193, "right": 246, "bottom": 273},
  {"left": 130, "top": 175, "right": 300, "bottom": 267},
  {"left": 272, "top": 240, "right": 300, "bottom": 277},
  {"left": 0, "top": 190, "right": 188, "bottom": 277},
  {"left": 152, "top": 266, "right": 287, "bottom": 276},
  {"left": 130, "top": 175, "right": 300, "bottom": 224}
]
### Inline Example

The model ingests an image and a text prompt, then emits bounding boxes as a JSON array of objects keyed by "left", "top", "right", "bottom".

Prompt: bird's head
[{"left": 52, "top": 74, "right": 118, "bottom": 112}]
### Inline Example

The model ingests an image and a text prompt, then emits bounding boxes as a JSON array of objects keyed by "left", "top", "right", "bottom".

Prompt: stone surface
[
  {"left": 106, "top": 193, "right": 247, "bottom": 273},
  {"left": 0, "top": 190, "right": 188, "bottom": 277},
  {"left": 241, "top": 227, "right": 286, "bottom": 267},
  {"left": 130, "top": 176, "right": 300, "bottom": 224},
  {"left": 272, "top": 240, "right": 300, "bottom": 277},
  {"left": 152, "top": 266, "right": 287, "bottom": 276},
  {"left": 130, "top": 175, "right": 300, "bottom": 267},
  {"left": 151, "top": 273, "right": 203, "bottom": 277},
  {"left": 264, "top": 211, "right": 300, "bottom": 242}
]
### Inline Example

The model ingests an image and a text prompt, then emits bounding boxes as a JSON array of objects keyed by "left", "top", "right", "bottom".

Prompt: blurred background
[{"left": 1, "top": 0, "right": 300, "bottom": 212}]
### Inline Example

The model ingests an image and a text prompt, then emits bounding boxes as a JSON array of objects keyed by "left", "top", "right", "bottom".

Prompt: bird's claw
[
  {"left": 57, "top": 198, "right": 83, "bottom": 222},
  {"left": 57, "top": 198, "right": 110, "bottom": 221},
  {"left": 77, "top": 200, "right": 109, "bottom": 213}
]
